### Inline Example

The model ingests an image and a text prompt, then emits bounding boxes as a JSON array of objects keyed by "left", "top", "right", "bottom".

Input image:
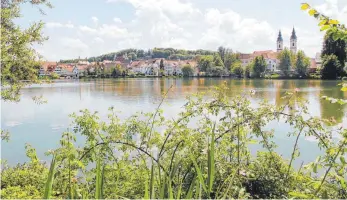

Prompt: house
[
  {"left": 128, "top": 61, "right": 147, "bottom": 74},
  {"left": 239, "top": 51, "right": 279, "bottom": 72},
  {"left": 145, "top": 59, "right": 160, "bottom": 76},
  {"left": 73, "top": 65, "right": 89, "bottom": 78},
  {"left": 39, "top": 62, "right": 57, "bottom": 76},
  {"left": 60, "top": 65, "right": 75, "bottom": 77},
  {"left": 309, "top": 58, "right": 318, "bottom": 74}
]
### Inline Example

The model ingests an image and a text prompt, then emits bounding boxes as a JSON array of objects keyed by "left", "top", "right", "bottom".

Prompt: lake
[{"left": 1, "top": 78, "right": 347, "bottom": 166}]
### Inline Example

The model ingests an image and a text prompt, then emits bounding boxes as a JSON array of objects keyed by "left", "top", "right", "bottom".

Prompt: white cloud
[
  {"left": 79, "top": 25, "right": 98, "bottom": 33},
  {"left": 113, "top": 17, "right": 122, "bottom": 23},
  {"left": 91, "top": 16, "right": 99, "bottom": 24},
  {"left": 39, "top": 0, "right": 347, "bottom": 61},
  {"left": 315, "top": 0, "right": 347, "bottom": 24},
  {"left": 61, "top": 38, "right": 89, "bottom": 50},
  {"left": 46, "top": 21, "right": 74, "bottom": 28}
]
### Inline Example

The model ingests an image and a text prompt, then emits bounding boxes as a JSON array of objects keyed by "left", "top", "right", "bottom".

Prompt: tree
[
  {"left": 208, "top": 66, "right": 225, "bottom": 77},
  {"left": 218, "top": 46, "right": 226, "bottom": 63},
  {"left": 252, "top": 56, "right": 266, "bottom": 78},
  {"left": 159, "top": 59, "right": 164, "bottom": 76},
  {"left": 322, "top": 31, "right": 346, "bottom": 77},
  {"left": 321, "top": 54, "right": 341, "bottom": 79},
  {"left": 197, "top": 55, "right": 214, "bottom": 72},
  {"left": 213, "top": 54, "right": 224, "bottom": 68},
  {"left": 244, "top": 64, "right": 252, "bottom": 78},
  {"left": 295, "top": 50, "right": 310, "bottom": 77},
  {"left": 181, "top": 64, "right": 194, "bottom": 77},
  {"left": 112, "top": 64, "right": 124, "bottom": 77},
  {"left": 278, "top": 48, "right": 293, "bottom": 76},
  {"left": 1, "top": 0, "right": 51, "bottom": 102},
  {"left": 128, "top": 52, "right": 137, "bottom": 61},
  {"left": 231, "top": 62, "right": 244, "bottom": 78},
  {"left": 227, "top": 53, "right": 240, "bottom": 71},
  {"left": 136, "top": 50, "right": 145, "bottom": 58}
]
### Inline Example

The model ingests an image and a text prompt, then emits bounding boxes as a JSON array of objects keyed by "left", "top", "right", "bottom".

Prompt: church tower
[
  {"left": 277, "top": 30, "right": 283, "bottom": 52},
  {"left": 290, "top": 27, "right": 297, "bottom": 53}
]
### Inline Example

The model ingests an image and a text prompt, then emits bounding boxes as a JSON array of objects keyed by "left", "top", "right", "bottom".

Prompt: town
[{"left": 39, "top": 28, "right": 323, "bottom": 79}]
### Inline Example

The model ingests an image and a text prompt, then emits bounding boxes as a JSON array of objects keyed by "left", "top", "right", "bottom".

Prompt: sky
[{"left": 18, "top": 0, "right": 347, "bottom": 61}]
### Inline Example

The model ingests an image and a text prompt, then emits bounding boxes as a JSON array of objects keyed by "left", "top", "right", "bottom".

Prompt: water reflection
[{"left": 1, "top": 78, "right": 346, "bottom": 165}]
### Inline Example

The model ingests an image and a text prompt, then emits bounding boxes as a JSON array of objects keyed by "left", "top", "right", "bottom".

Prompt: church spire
[
  {"left": 290, "top": 27, "right": 298, "bottom": 53},
  {"left": 277, "top": 30, "right": 283, "bottom": 42},
  {"left": 277, "top": 30, "right": 283, "bottom": 52},
  {"left": 290, "top": 27, "right": 297, "bottom": 40}
]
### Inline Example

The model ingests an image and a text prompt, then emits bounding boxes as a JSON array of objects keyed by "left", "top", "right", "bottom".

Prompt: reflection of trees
[{"left": 319, "top": 81, "right": 346, "bottom": 124}]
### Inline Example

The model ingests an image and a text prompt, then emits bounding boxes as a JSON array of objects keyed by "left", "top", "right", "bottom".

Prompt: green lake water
[{"left": 1, "top": 78, "right": 346, "bottom": 166}]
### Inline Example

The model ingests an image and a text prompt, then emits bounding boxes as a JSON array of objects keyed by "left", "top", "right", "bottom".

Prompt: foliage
[
  {"left": 321, "top": 54, "right": 341, "bottom": 79},
  {"left": 251, "top": 56, "right": 266, "bottom": 78},
  {"left": 197, "top": 55, "right": 214, "bottom": 72},
  {"left": 2, "top": 83, "right": 347, "bottom": 199},
  {"left": 277, "top": 48, "right": 293, "bottom": 76},
  {"left": 181, "top": 64, "right": 194, "bottom": 77},
  {"left": 208, "top": 66, "right": 225, "bottom": 77},
  {"left": 244, "top": 64, "right": 252, "bottom": 78},
  {"left": 50, "top": 72, "right": 60, "bottom": 79},
  {"left": 213, "top": 53, "right": 224, "bottom": 68},
  {"left": 322, "top": 32, "right": 346, "bottom": 77},
  {"left": 224, "top": 52, "right": 240, "bottom": 71},
  {"left": 1, "top": 0, "right": 51, "bottom": 102},
  {"left": 295, "top": 50, "right": 310, "bottom": 77},
  {"left": 231, "top": 62, "right": 243, "bottom": 78},
  {"left": 112, "top": 64, "right": 124, "bottom": 77}
]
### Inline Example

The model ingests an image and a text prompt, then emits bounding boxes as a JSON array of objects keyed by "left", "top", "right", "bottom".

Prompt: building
[
  {"left": 277, "top": 28, "right": 298, "bottom": 54},
  {"left": 239, "top": 27, "right": 299, "bottom": 73},
  {"left": 39, "top": 62, "right": 57, "bottom": 76}
]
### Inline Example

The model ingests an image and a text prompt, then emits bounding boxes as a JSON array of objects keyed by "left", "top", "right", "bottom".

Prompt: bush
[
  {"left": 321, "top": 55, "right": 341, "bottom": 79},
  {"left": 231, "top": 62, "right": 244, "bottom": 78},
  {"left": 181, "top": 64, "right": 194, "bottom": 77}
]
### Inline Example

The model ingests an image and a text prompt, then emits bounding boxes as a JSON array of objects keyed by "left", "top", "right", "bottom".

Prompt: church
[
  {"left": 277, "top": 28, "right": 298, "bottom": 54},
  {"left": 239, "top": 28, "right": 298, "bottom": 72}
]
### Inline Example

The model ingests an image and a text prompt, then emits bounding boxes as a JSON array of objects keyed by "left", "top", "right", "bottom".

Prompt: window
[
  {"left": 293, "top": 42, "right": 294, "bottom": 47},
  {"left": 278, "top": 44, "right": 280, "bottom": 48}
]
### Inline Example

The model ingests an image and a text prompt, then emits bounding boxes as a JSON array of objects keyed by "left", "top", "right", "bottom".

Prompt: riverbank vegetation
[{"left": 1, "top": 83, "right": 347, "bottom": 199}]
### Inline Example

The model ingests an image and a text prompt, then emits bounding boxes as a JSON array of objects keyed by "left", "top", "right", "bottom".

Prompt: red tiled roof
[{"left": 239, "top": 54, "right": 251, "bottom": 59}]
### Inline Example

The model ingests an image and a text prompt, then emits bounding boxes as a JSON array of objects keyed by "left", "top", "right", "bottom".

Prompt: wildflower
[
  {"left": 71, "top": 177, "right": 78, "bottom": 183},
  {"left": 330, "top": 98, "right": 338, "bottom": 104},
  {"left": 294, "top": 88, "right": 300, "bottom": 92},
  {"left": 250, "top": 89, "right": 256, "bottom": 95},
  {"left": 240, "top": 170, "right": 247, "bottom": 176}
]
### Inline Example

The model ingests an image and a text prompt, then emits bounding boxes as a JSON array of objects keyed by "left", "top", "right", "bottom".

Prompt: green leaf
[
  {"left": 320, "top": 25, "right": 330, "bottom": 31},
  {"left": 149, "top": 160, "right": 155, "bottom": 199},
  {"left": 190, "top": 154, "right": 208, "bottom": 193},
  {"left": 207, "top": 123, "right": 216, "bottom": 195},
  {"left": 313, "top": 164, "right": 318, "bottom": 173},
  {"left": 308, "top": 9, "right": 316, "bottom": 16},
  {"left": 144, "top": 180, "right": 149, "bottom": 199},
  {"left": 341, "top": 87, "right": 347, "bottom": 92},
  {"left": 247, "top": 139, "right": 258, "bottom": 144},
  {"left": 340, "top": 156, "right": 346, "bottom": 165},
  {"left": 159, "top": 176, "right": 166, "bottom": 199},
  {"left": 301, "top": 3, "right": 310, "bottom": 10},
  {"left": 318, "top": 20, "right": 327, "bottom": 26},
  {"left": 289, "top": 191, "right": 310, "bottom": 199},
  {"left": 43, "top": 155, "right": 56, "bottom": 199},
  {"left": 95, "top": 156, "right": 103, "bottom": 199},
  {"left": 168, "top": 176, "right": 173, "bottom": 199},
  {"left": 185, "top": 175, "right": 196, "bottom": 199},
  {"left": 328, "top": 19, "right": 339, "bottom": 25}
]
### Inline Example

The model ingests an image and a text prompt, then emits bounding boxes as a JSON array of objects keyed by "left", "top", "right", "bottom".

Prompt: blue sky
[{"left": 18, "top": 0, "right": 347, "bottom": 61}]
